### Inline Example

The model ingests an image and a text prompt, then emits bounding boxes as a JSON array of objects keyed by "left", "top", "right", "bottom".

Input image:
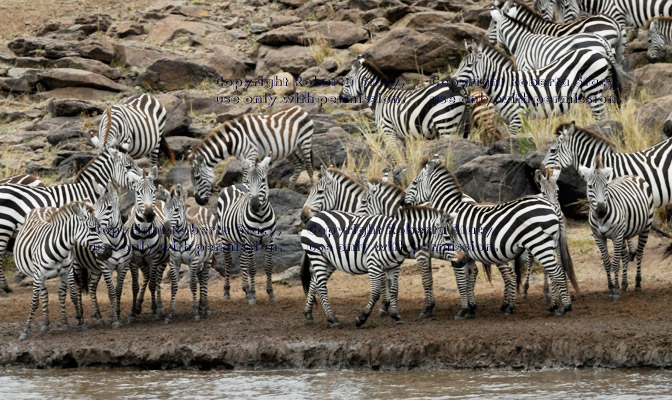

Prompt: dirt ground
[{"left": 1, "top": 223, "right": 672, "bottom": 370}]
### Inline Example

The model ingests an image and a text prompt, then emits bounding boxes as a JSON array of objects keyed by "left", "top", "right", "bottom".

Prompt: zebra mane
[
  {"left": 103, "top": 107, "right": 112, "bottom": 144},
  {"left": 367, "top": 177, "right": 406, "bottom": 196},
  {"left": 554, "top": 122, "right": 617, "bottom": 150},
  {"left": 74, "top": 151, "right": 107, "bottom": 183},
  {"left": 361, "top": 59, "right": 389, "bottom": 82},
  {"left": 510, "top": 0, "right": 546, "bottom": 21},
  {"left": 327, "top": 167, "right": 366, "bottom": 190},
  {"left": 479, "top": 40, "right": 518, "bottom": 71},
  {"left": 645, "top": 16, "right": 672, "bottom": 29},
  {"left": 45, "top": 201, "right": 93, "bottom": 224},
  {"left": 431, "top": 159, "right": 466, "bottom": 195},
  {"left": 501, "top": 8, "right": 537, "bottom": 32}
]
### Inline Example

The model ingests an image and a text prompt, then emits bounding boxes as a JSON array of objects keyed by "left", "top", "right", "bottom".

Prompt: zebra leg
[
  {"left": 543, "top": 269, "right": 550, "bottom": 304},
  {"left": 116, "top": 264, "right": 129, "bottom": 324},
  {"left": 626, "top": 238, "right": 636, "bottom": 262},
  {"left": 165, "top": 257, "right": 180, "bottom": 324},
  {"left": 222, "top": 248, "right": 232, "bottom": 300},
  {"left": 611, "top": 236, "right": 624, "bottom": 300},
  {"left": 383, "top": 129, "right": 401, "bottom": 168},
  {"left": 154, "top": 261, "right": 168, "bottom": 318},
  {"left": 522, "top": 251, "right": 533, "bottom": 299},
  {"left": 129, "top": 264, "right": 141, "bottom": 320},
  {"left": 304, "top": 265, "right": 335, "bottom": 324},
  {"left": 138, "top": 265, "right": 151, "bottom": 317},
  {"left": 67, "top": 266, "right": 84, "bottom": 329},
  {"left": 20, "top": 280, "right": 41, "bottom": 340},
  {"left": 498, "top": 264, "right": 515, "bottom": 315},
  {"left": 416, "top": 250, "right": 435, "bottom": 319},
  {"left": 386, "top": 266, "right": 403, "bottom": 324},
  {"left": 101, "top": 267, "right": 120, "bottom": 329},
  {"left": 309, "top": 260, "right": 340, "bottom": 328},
  {"left": 594, "top": 233, "right": 615, "bottom": 298},
  {"left": 150, "top": 146, "right": 160, "bottom": 167},
  {"left": 198, "top": 261, "right": 210, "bottom": 318},
  {"left": 535, "top": 244, "right": 572, "bottom": 316},
  {"left": 378, "top": 275, "right": 390, "bottom": 317},
  {"left": 0, "top": 268, "right": 10, "bottom": 296},
  {"left": 452, "top": 257, "right": 472, "bottom": 320},
  {"left": 189, "top": 259, "right": 199, "bottom": 321},
  {"left": 89, "top": 270, "right": 104, "bottom": 325},
  {"left": 355, "top": 262, "right": 384, "bottom": 328},
  {"left": 467, "top": 261, "right": 478, "bottom": 315},
  {"left": 286, "top": 150, "right": 305, "bottom": 190},
  {"left": 299, "top": 136, "right": 314, "bottom": 185},
  {"left": 634, "top": 232, "right": 649, "bottom": 292},
  {"left": 264, "top": 244, "right": 276, "bottom": 302},
  {"left": 58, "top": 276, "right": 70, "bottom": 331},
  {"left": 240, "top": 250, "right": 256, "bottom": 305},
  {"left": 507, "top": 113, "right": 522, "bottom": 135},
  {"left": 619, "top": 236, "right": 630, "bottom": 293}
]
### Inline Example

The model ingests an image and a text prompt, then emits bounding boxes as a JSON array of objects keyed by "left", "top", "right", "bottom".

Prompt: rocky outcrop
[
  {"left": 137, "top": 59, "right": 218, "bottom": 91},
  {"left": 258, "top": 21, "right": 368, "bottom": 48},
  {"left": 455, "top": 153, "right": 536, "bottom": 203}
]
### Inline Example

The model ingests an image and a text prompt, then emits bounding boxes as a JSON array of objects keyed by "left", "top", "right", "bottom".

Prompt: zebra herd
[{"left": 2, "top": 0, "right": 672, "bottom": 336}]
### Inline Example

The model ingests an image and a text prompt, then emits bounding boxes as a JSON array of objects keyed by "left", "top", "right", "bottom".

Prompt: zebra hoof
[
  {"left": 97, "top": 319, "right": 107, "bottom": 327},
  {"left": 223, "top": 294, "right": 231, "bottom": 300},
  {"left": 127, "top": 316, "right": 136, "bottom": 324},
  {"left": 269, "top": 294, "right": 278, "bottom": 303},
  {"left": 377, "top": 309, "right": 389, "bottom": 317},
  {"left": 152, "top": 313, "right": 160, "bottom": 321},
  {"left": 545, "top": 305, "right": 558, "bottom": 315},
  {"left": 39, "top": 324, "right": 49, "bottom": 333},
  {"left": 248, "top": 298, "right": 256, "bottom": 305},
  {"left": 635, "top": 286, "right": 642, "bottom": 292},
  {"left": 521, "top": 293, "right": 528, "bottom": 299},
  {"left": 164, "top": 318, "right": 172, "bottom": 325},
  {"left": 611, "top": 294, "right": 621, "bottom": 301},
  {"left": 19, "top": 332, "right": 29, "bottom": 340},
  {"left": 499, "top": 304, "right": 509, "bottom": 313},
  {"left": 504, "top": 306, "right": 514, "bottom": 316},
  {"left": 355, "top": 315, "right": 368, "bottom": 328},
  {"left": 78, "top": 325, "right": 86, "bottom": 332},
  {"left": 111, "top": 321, "right": 122, "bottom": 329},
  {"left": 329, "top": 321, "right": 342, "bottom": 329},
  {"left": 194, "top": 315, "right": 200, "bottom": 322}
]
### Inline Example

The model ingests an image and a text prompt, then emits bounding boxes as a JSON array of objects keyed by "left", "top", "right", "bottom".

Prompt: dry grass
[
  {"left": 0, "top": 146, "right": 24, "bottom": 176},
  {"left": 306, "top": 33, "right": 334, "bottom": 65}
]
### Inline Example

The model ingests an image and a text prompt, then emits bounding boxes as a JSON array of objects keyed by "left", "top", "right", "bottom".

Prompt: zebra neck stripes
[{"left": 648, "top": 16, "right": 672, "bottom": 59}]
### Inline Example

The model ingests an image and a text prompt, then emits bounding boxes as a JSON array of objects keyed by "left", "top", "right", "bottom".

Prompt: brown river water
[{"left": 1, "top": 368, "right": 672, "bottom": 399}]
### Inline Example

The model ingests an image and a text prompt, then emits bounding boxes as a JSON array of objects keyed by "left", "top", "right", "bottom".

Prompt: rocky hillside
[{"left": 1, "top": 0, "right": 672, "bottom": 271}]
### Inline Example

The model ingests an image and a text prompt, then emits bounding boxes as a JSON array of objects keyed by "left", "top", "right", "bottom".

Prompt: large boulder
[
  {"left": 34, "top": 87, "right": 119, "bottom": 101},
  {"left": 47, "top": 99, "right": 104, "bottom": 117},
  {"left": 114, "top": 41, "right": 182, "bottom": 68},
  {"left": 392, "top": 11, "right": 456, "bottom": 29},
  {"left": 454, "top": 153, "right": 536, "bottom": 203},
  {"left": 487, "top": 136, "right": 537, "bottom": 157},
  {"left": 165, "top": 136, "right": 201, "bottom": 161},
  {"left": 255, "top": 45, "right": 317, "bottom": 77},
  {"left": 636, "top": 95, "right": 672, "bottom": 137},
  {"left": 7, "top": 37, "right": 116, "bottom": 64},
  {"left": 633, "top": 63, "right": 672, "bottom": 98},
  {"left": 204, "top": 45, "right": 248, "bottom": 81},
  {"left": 257, "top": 21, "right": 368, "bottom": 48},
  {"left": 137, "top": 58, "right": 218, "bottom": 91},
  {"left": 269, "top": 188, "right": 306, "bottom": 234},
  {"left": 154, "top": 93, "right": 192, "bottom": 136},
  {"left": 364, "top": 24, "right": 485, "bottom": 75},
  {"left": 312, "top": 126, "right": 371, "bottom": 168},
  {"left": 38, "top": 68, "right": 130, "bottom": 92},
  {"left": 48, "top": 57, "right": 120, "bottom": 80},
  {"left": 425, "top": 137, "right": 488, "bottom": 169},
  {"left": 146, "top": 14, "right": 222, "bottom": 45}
]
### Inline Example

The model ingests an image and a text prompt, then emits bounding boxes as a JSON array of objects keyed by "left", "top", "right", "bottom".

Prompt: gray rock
[
  {"left": 137, "top": 58, "right": 218, "bottom": 91},
  {"left": 38, "top": 68, "right": 130, "bottom": 92},
  {"left": 250, "top": 23, "right": 269, "bottom": 34},
  {"left": 165, "top": 166, "right": 193, "bottom": 193},
  {"left": 47, "top": 98, "right": 104, "bottom": 117},
  {"left": 7, "top": 37, "right": 116, "bottom": 63},
  {"left": 425, "top": 137, "right": 488, "bottom": 169},
  {"left": 257, "top": 21, "right": 368, "bottom": 48},
  {"left": 312, "top": 126, "right": 371, "bottom": 168},
  {"left": 255, "top": 45, "right": 317, "bottom": 77},
  {"left": 454, "top": 153, "right": 536, "bottom": 203},
  {"left": 216, "top": 105, "right": 253, "bottom": 124},
  {"left": 636, "top": 95, "right": 672, "bottom": 138},
  {"left": 165, "top": 136, "right": 201, "bottom": 161},
  {"left": 269, "top": 188, "right": 306, "bottom": 234},
  {"left": 487, "top": 136, "right": 538, "bottom": 157},
  {"left": 272, "top": 265, "right": 301, "bottom": 283},
  {"left": 154, "top": 93, "right": 192, "bottom": 136},
  {"left": 57, "top": 152, "right": 96, "bottom": 178},
  {"left": 217, "top": 159, "right": 244, "bottom": 188},
  {"left": 48, "top": 57, "right": 120, "bottom": 80}
]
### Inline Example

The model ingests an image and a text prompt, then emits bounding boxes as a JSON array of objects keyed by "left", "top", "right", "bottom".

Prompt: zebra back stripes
[
  {"left": 92, "top": 94, "right": 173, "bottom": 166},
  {"left": 301, "top": 166, "right": 368, "bottom": 223},
  {"left": 578, "top": 155, "right": 653, "bottom": 297},
  {"left": 454, "top": 41, "right": 617, "bottom": 135},
  {"left": 15, "top": 201, "right": 111, "bottom": 339},
  {"left": 647, "top": 16, "right": 672, "bottom": 60},
  {"left": 534, "top": 0, "right": 556, "bottom": 21},
  {"left": 189, "top": 105, "right": 314, "bottom": 205},
  {"left": 542, "top": 121, "right": 672, "bottom": 208},
  {"left": 0, "top": 174, "right": 43, "bottom": 187},
  {"left": 217, "top": 156, "right": 277, "bottom": 304},
  {"left": 558, "top": 0, "right": 672, "bottom": 29}
]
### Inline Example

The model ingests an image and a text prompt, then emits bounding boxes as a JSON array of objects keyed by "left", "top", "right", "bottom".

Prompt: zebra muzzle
[
  {"left": 144, "top": 205, "right": 155, "bottom": 222},
  {"left": 300, "top": 206, "right": 311, "bottom": 223},
  {"left": 595, "top": 202, "right": 607, "bottom": 219},
  {"left": 250, "top": 195, "right": 261, "bottom": 212},
  {"left": 96, "top": 245, "right": 113, "bottom": 261},
  {"left": 195, "top": 195, "right": 208, "bottom": 206},
  {"left": 663, "top": 120, "right": 672, "bottom": 138}
]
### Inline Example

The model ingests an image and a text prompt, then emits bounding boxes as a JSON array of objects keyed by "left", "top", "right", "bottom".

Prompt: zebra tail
[
  {"left": 160, "top": 135, "right": 176, "bottom": 165},
  {"left": 301, "top": 254, "right": 311, "bottom": 295},
  {"left": 514, "top": 256, "right": 523, "bottom": 294},
  {"left": 481, "top": 262, "right": 492, "bottom": 284},
  {"left": 558, "top": 218, "right": 580, "bottom": 294},
  {"left": 75, "top": 266, "right": 90, "bottom": 295},
  {"left": 609, "top": 60, "right": 623, "bottom": 109}
]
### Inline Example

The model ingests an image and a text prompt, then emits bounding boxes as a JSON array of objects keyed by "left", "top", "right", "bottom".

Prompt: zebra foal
[
  {"left": 15, "top": 201, "right": 112, "bottom": 340},
  {"left": 579, "top": 155, "right": 654, "bottom": 298},
  {"left": 647, "top": 16, "right": 672, "bottom": 60}
]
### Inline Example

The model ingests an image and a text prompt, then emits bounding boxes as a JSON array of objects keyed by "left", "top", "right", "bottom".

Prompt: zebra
[
  {"left": 498, "top": 0, "right": 624, "bottom": 63},
  {"left": 406, "top": 157, "right": 576, "bottom": 317},
  {"left": 556, "top": 0, "right": 672, "bottom": 32},
  {"left": 160, "top": 183, "right": 217, "bottom": 324},
  {"left": 71, "top": 183, "right": 130, "bottom": 329},
  {"left": 120, "top": 166, "right": 170, "bottom": 322},
  {"left": 647, "top": 16, "right": 672, "bottom": 60},
  {"left": 189, "top": 105, "right": 314, "bottom": 205},
  {"left": 453, "top": 41, "right": 619, "bottom": 135},
  {"left": 217, "top": 155, "right": 278, "bottom": 304},
  {"left": 542, "top": 121, "right": 672, "bottom": 210},
  {"left": 0, "top": 146, "right": 141, "bottom": 296},
  {"left": 339, "top": 56, "right": 470, "bottom": 164},
  {"left": 578, "top": 155, "right": 654, "bottom": 298},
  {"left": 300, "top": 206, "right": 454, "bottom": 328},
  {"left": 91, "top": 93, "right": 174, "bottom": 167},
  {"left": 300, "top": 166, "right": 368, "bottom": 223},
  {"left": 469, "top": 89, "right": 501, "bottom": 146},
  {"left": 0, "top": 174, "right": 44, "bottom": 187},
  {"left": 14, "top": 201, "right": 112, "bottom": 340},
  {"left": 488, "top": 8, "right": 618, "bottom": 72},
  {"left": 534, "top": 0, "right": 557, "bottom": 21}
]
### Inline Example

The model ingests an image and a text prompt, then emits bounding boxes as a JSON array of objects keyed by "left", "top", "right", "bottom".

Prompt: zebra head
[
  {"left": 107, "top": 147, "right": 143, "bottom": 189},
  {"left": 579, "top": 155, "right": 612, "bottom": 220},
  {"left": 301, "top": 165, "right": 334, "bottom": 223},
  {"left": 360, "top": 178, "right": 406, "bottom": 216},
  {"left": 191, "top": 153, "right": 215, "bottom": 206},
  {"left": 486, "top": 8, "right": 500, "bottom": 45},
  {"left": 533, "top": 0, "right": 555, "bottom": 22},
  {"left": 93, "top": 183, "right": 121, "bottom": 231},
  {"left": 535, "top": 164, "right": 561, "bottom": 205},
  {"left": 340, "top": 56, "right": 374, "bottom": 102},
  {"left": 542, "top": 121, "right": 576, "bottom": 170},
  {"left": 69, "top": 202, "right": 112, "bottom": 261},
  {"left": 647, "top": 18, "right": 666, "bottom": 60},
  {"left": 429, "top": 210, "right": 457, "bottom": 260},
  {"left": 406, "top": 158, "right": 439, "bottom": 205},
  {"left": 244, "top": 155, "right": 272, "bottom": 214},
  {"left": 133, "top": 166, "right": 158, "bottom": 223},
  {"left": 160, "top": 184, "right": 185, "bottom": 238},
  {"left": 453, "top": 41, "right": 482, "bottom": 89},
  {"left": 92, "top": 107, "right": 132, "bottom": 153},
  {"left": 556, "top": 0, "right": 579, "bottom": 23}
]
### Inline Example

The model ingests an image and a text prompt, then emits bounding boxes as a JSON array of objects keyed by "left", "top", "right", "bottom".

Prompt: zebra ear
[
  {"left": 91, "top": 136, "right": 102, "bottom": 148},
  {"left": 149, "top": 166, "right": 158, "bottom": 181},
  {"left": 578, "top": 165, "right": 591, "bottom": 180},
  {"left": 490, "top": 7, "right": 502, "bottom": 20},
  {"left": 95, "top": 183, "right": 106, "bottom": 195},
  {"left": 259, "top": 155, "right": 272, "bottom": 170},
  {"left": 602, "top": 167, "right": 614, "bottom": 182},
  {"left": 157, "top": 184, "right": 170, "bottom": 200},
  {"left": 550, "top": 168, "right": 561, "bottom": 181},
  {"left": 534, "top": 169, "right": 544, "bottom": 188}
]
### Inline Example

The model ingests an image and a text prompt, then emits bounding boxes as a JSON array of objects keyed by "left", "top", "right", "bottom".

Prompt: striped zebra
[
  {"left": 91, "top": 93, "right": 174, "bottom": 166},
  {"left": 301, "top": 166, "right": 368, "bottom": 223},
  {"left": 217, "top": 155, "right": 277, "bottom": 304},
  {"left": 0, "top": 147, "right": 141, "bottom": 296},
  {"left": 647, "top": 16, "right": 672, "bottom": 60},
  {"left": 300, "top": 206, "right": 453, "bottom": 328},
  {"left": 578, "top": 155, "right": 654, "bottom": 297},
  {"left": 121, "top": 166, "right": 170, "bottom": 322},
  {"left": 542, "top": 121, "right": 672, "bottom": 209},
  {"left": 557, "top": 0, "right": 672, "bottom": 31},
  {"left": 0, "top": 174, "right": 43, "bottom": 187},
  {"left": 72, "top": 183, "right": 130, "bottom": 328},
  {"left": 453, "top": 41, "right": 618, "bottom": 135},
  {"left": 499, "top": 0, "right": 624, "bottom": 63},
  {"left": 14, "top": 201, "right": 112, "bottom": 340},
  {"left": 469, "top": 89, "right": 501, "bottom": 146},
  {"left": 160, "top": 183, "right": 217, "bottom": 324},
  {"left": 534, "top": 0, "right": 557, "bottom": 21},
  {"left": 189, "top": 105, "right": 314, "bottom": 206},
  {"left": 489, "top": 8, "right": 618, "bottom": 72},
  {"left": 339, "top": 57, "right": 470, "bottom": 163},
  {"left": 406, "top": 158, "right": 575, "bottom": 317}
]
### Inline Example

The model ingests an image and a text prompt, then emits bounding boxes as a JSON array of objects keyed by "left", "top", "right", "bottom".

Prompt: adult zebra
[
  {"left": 122, "top": 166, "right": 170, "bottom": 322},
  {"left": 339, "top": 56, "right": 470, "bottom": 163},
  {"left": 0, "top": 174, "right": 43, "bottom": 187},
  {"left": 0, "top": 147, "right": 141, "bottom": 296},
  {"left": 301, "top": 206, "right": 454, "bottom": 327},
  {"left": 578, "top": 155, "right": 654, "bottom": 297},
  {"left": 453, "top": 41, "right": 618, "bottom": 135},
  {"left": 161, "top": 183, "right": 217, "bottom": 324},
  {"left": 190, "top": 105, "right": 314, "bottom": 205},
  {"left": 406, "top": 158, "right": 575, "bottom": 317},
  {"left": 647, "top": 16, "right": 672, "bottom": 60},
  {"left": 498, "top": 0, "right": 624, "bottom": 63},
  {"left": 91, "top": 93, "right": 174, "bottom": 166},
  {"left": 556, "top": 0, "right": 672, "bottom": 31},
  {"left": 217, "top": 155, "right": 277, "bottom": 304},
  {"left": 14, "top": 201, "right": 112, "bottom": 339},
  {"left": 488, "top": 8, "right": 618, "bottom": 72}
]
